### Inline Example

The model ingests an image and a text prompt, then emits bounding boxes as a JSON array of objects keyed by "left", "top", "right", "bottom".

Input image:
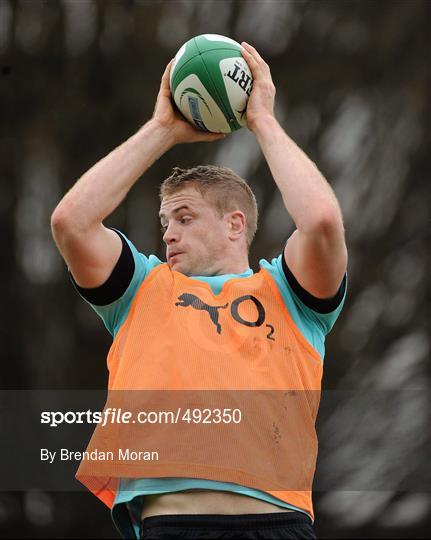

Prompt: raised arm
[
  {"left": 242, "top": 43, "right": 347, "bottom": 298},
  {"left": 51, "top": 61, "right": 224, "bottom": 288}
]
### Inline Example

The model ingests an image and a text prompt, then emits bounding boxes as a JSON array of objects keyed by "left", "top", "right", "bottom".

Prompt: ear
[{"left": 227, "top": 211, "right": 246, "bottom": 241}]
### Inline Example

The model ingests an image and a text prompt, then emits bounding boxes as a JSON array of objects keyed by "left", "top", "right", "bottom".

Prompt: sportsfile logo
[{"left": 225, "top": 60, "right": 253, "bottom": 96}]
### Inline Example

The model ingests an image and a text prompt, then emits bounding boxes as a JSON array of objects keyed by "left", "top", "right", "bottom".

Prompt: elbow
[
  {"left": 315, "top": 210, "right": 345, "bottom": 237},
  {"left": 306, "top": 210, "right": 347, "bottom": 257},
  {"left": 50, "top": 202, "right": 80, "bottom": 246},
  {"left": 316, "top": 210, "right": 348, "bottom": 263},
  {"left": 51, "top": 205, "right": 68, "bottom": 249},
  {"left": 51, "top": 201, "right": 100, "bottom": 249},
  {"left": 51, "top": 204, "right": 70, "bottom": 234},
  {"left": 51, "top": 205, "right": 65, "bottom": 232},
  {"left": 319, "top": 212, "right": 344, "bottom": 236}
]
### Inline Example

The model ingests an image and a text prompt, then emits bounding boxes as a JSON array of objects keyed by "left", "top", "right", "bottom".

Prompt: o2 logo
[{"left": 176, "top": 293, "right": 275, "bottom": 341}]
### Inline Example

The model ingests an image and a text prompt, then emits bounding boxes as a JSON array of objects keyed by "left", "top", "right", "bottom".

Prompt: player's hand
[
  {"left": 152, "top": 60, "right": 225, "bottom": 145},
  {"left": 240, "top": 42, "right": 276, "bottom": 132}
]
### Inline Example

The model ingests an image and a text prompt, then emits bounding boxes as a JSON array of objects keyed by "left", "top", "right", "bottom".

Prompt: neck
[{"left": 209, "top": 254, "right": 250, "bottom": 276}]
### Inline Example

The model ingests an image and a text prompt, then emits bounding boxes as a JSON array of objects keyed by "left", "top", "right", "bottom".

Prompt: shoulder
[
  {"left": 259, "top": 254, "right": 347, "bottom": 335},
  {"left": 70, "top": 229, "right": 162, "bottom": 335}
]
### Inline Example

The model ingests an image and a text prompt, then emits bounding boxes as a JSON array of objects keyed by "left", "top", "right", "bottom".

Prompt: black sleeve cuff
[
  {"left": 281, "top": 255, "right": 346, "bottom": 314},
  {"left": 69, "top": 229, "right": 135, "bottom": 306}
]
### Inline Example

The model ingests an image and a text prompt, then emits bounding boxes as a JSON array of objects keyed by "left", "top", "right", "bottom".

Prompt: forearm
[
  {"left": 52, "top": 119, "right": 174, "bottom": 232},
  {"left": 253, "top": 115, "right": 343, "bottom": 233}
]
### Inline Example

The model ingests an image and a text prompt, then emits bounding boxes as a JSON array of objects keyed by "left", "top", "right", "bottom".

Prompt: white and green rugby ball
[{"left": 170, "top": 34, "right": 253, "bottom": 134}]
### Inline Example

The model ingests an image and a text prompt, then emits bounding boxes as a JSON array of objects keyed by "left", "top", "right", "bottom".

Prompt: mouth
[{"left": 168, "top": 252, "right": 183, "bottom": 262}]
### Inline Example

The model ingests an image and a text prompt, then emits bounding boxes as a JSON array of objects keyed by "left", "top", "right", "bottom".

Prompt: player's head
[{"left": 159, "top": 165, "right": 258, "bottom": 276}]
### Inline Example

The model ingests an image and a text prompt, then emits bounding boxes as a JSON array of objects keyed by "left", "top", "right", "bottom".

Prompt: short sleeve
[
  {"left": 280, "top": 255, "right": 347, "bottom": 334},
  {"left": 259, "top": 254, "right": 347, "bottom": 361},
  {"left": 70, "top": 229, "right": 162, "bottom": 337}
]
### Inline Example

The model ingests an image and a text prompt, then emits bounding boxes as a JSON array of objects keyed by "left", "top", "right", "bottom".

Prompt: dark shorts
[{"left": 139, "top": 511, "right": 317, "bottom": 539}]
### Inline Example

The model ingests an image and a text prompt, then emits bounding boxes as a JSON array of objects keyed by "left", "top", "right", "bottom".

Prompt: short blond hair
[{"left": 159, "top": 165, "right": 258, "bottom": 247}]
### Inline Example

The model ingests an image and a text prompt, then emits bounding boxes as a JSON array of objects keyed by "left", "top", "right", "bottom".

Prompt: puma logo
[{"left": 175, "top": 293, "right": 229, "bottom": 334}]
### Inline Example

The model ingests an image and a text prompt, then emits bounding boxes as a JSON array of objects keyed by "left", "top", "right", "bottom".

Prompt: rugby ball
[{"left": 170, "top": 34, "right": 253, "bottom": 134}]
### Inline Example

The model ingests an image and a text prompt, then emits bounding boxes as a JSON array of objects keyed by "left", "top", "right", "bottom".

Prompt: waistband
[{"left": 142, "top": 511, "right": 312, "bottom": 530}]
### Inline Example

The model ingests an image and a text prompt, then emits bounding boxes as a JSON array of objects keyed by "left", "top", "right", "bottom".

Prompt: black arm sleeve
[
  {"left": 281, "top": 255, "right": 346, "bottom": 314},
  {"left": 69, "top": 229, "right": 135, "bottom": 306}
]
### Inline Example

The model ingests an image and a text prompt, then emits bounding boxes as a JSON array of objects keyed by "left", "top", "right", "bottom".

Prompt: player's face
[{"left": 160, "top": 186, "right": 230, "bottom": 276}]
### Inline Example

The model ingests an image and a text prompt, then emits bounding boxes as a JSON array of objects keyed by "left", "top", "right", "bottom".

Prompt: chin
[
  {"left": 169, "top": 261, "right": 190, "bottom": 276},
  {"left": 177, "top": 266, "right": 193, "bottom": 276}
]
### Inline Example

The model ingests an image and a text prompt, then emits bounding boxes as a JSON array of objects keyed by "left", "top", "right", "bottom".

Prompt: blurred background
[{"left": 1, "top": 0, "right": 430, "bottom": 538}]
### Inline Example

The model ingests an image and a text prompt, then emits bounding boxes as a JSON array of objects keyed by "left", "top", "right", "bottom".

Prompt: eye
[
  {"left": 180, "top": 216, "right": 191, "bottom": 225},
  {"left": 160, "top": 223, "right": 168, "bottom": 233}
]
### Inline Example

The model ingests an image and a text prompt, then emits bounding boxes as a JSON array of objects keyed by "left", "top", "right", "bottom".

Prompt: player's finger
[
  {"left": 162, "top": 60, "right": 173, "bottom": 79},
  {"left": 156, "top": 60, "right": 174, "bottom": 100},
  {"left": 160, "top": 60, "right": 173, "bottom": 87},
  {"left": 241, "top": 42, "right": 270, "bottom": 74},
  {"left": 240, "top": 45, "right": 260, "bottom": 76},
  {"left": 241, "top": 42, "right": 265, "bottom": 64},
  {"left": 240, "top": 45, "right": 256, "bottom": 63}
]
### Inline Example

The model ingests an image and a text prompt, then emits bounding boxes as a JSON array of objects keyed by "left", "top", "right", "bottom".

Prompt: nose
[{"left": 163, "top": 222, "right": 180, "bottom": 245}]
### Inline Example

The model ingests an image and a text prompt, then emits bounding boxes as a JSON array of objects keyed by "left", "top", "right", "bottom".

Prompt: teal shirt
[{"left": 74, "top": 231, "right": 346, "bottom": 539}]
